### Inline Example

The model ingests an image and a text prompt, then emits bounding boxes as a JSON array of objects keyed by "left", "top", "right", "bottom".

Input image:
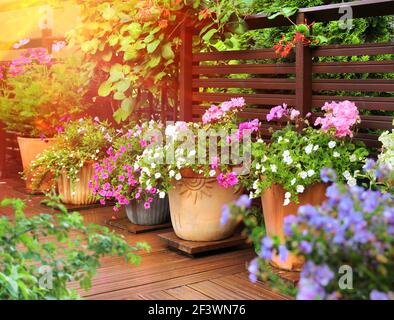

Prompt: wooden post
[
  {"left": 41, "top": 28, "right": 53, "bottom": 53},
  {"left": 295, "top": 13, "right": 312, "bottom": 116},
  {"left": 0, "top": 122, "right": 6, "bottom": 179},
  {"left": 179, "top": 23, "right": 193, "bottom": 122}
]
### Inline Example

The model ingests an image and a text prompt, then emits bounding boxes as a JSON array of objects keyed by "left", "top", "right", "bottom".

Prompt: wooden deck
[{"left": 0, "top": 176, "right": 292, "bottom": 300}]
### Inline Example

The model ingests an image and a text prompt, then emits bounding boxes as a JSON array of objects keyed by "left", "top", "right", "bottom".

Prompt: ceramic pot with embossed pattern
[{"left": 168, "top": 168, "right": 241, "bottom": 241}]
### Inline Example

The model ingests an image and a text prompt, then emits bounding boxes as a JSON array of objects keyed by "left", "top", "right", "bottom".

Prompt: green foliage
[
  {"left": 27, "top": 118, "right": 116, "bottom": 190},
  {"left": 0, "top": 56, "right": 93, "bottom": 138},
  {"left": 0, "top": 197, "right": 149, "bottom": 300},
  {"left": 69, "top": 0, "right": 249, "bottom": 122},
  {"left": 248, "top": 125, "right": 369, "bottom": 202}
]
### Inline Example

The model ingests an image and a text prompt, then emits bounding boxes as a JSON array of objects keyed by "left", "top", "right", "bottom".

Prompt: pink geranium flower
[
  {"left": 235, "top": 119, "right": 260, "bottom": 141},
  {"left": 315, "top": 101, "right": 360, "bottom": 138},
  {"left": 267, "top": 103, "right": 288, "bottom": 122}
]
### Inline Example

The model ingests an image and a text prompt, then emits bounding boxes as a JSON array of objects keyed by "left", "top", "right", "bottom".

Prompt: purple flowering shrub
[
  {"left": 0, "top": 48, "right": 93, "bottom": 138},
  {"left": 221, "top": 195, "right": 298, "bottom": 296},
  {"left": 250, "top": 168, "right": 394, "bottom": 300}
]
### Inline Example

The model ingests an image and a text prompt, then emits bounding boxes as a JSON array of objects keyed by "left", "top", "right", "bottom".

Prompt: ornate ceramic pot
[
  {"left": 57, "top": 162, "right": 96, "bottom": 205},
  {"left": 168, "top": 169, "right": 241, "bottom": 241}
]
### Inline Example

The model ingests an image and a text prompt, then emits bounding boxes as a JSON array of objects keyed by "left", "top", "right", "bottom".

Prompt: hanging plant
[{"left": 269, "top": 7, "right": 328, "bottom": 58}]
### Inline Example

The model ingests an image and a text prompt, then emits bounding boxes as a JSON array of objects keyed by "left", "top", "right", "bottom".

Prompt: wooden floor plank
[
  {"left": 88, "top": 265, "right": 246, "bottom": 300},
  {"left": 166, "top": 286, "right": 212, "bottom": 300},
  {"left": 139, "top": 291, "right": 178, "bottom": 300},
  {"left": 189, "top": 280, "right": 252, "bottom": 300},
  {"left": 212, "top": 274, "right": 292, "bottom": 300}
]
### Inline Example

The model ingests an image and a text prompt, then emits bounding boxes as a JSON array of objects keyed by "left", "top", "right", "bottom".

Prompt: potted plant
[
  {"left": 27, "top": 118, "right": 114, "bottom": 205},
  {"left": 91, "top": 120, "right": 171, "bottom": 225},
  {"left": 136, "top": 98, "right": 258, "bottom": 241},
  {"left": 0, "top": 46, "right": 93, "bottom": 191},
  {"left": 250, "top": 167, "right": 394, "bottom": 300},
  {"left": 249, "top": 101, "right": 369, "bottom": 270}
]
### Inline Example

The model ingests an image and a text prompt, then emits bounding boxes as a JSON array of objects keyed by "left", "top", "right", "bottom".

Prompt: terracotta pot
[
  {"left": 17, "top": 137, "right": 54, "bottom": 191},
  {"left": 168, "top": 170, "right": 241, "bottom": 241},
  {"left": 57, "top": 162, "right": 96, "bottom": 205},
  {"left": 261, "top": 183, "right": 327, "bottom": 271},
  {"left": 126, "top": 195, "right": 170, "bottom": 226}
]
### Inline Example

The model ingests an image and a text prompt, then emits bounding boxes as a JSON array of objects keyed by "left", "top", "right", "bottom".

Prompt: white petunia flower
[
  {"left": 299, "top": 171, "right": 308, "bottom": 179},
  {"left": 296, "top": 185, "right": 305, "bottom": 193},
  {"left": 347, "top": 177, "right": 357, "bottom": 187},
  {"left": 255, "top": 163, "right": 261, "bottom": 170},
  {"left": 151, "top": 163, "right": 157, "bottom": 169},
  {"left": 291, "top": 178, "right": 296, "bottom": 185},
  {"left": 155, "top": 172, "right": 161, "bottom": 179},
  {"left": 283, "top": 198, "right": 290, "bottom": 206},
  {"left": 343, "top": 171, "right": 351, "bottom": 179},
  {"left": 209, "top": 170, "right": 216, "bottom": 177},
  {"left": 270, "top": 164, "right": 277, "bottom": 173},
  {"left": 159, "top": 192, "right": 166, "bottom": 199},
  {"left": 169, "top": 170, "right": 175, "bottom": 178},
  {"left": 307, "top": 169, "right": 315, "bottom": 177},
  {"left": 283, "top": 150, "right": 290, "bottom": 158},
  {"left": 305, "top": 144, "right": 313, "bottom": 155},
  {"left": 285, "top": 192, "right": 291, "bottom": 199},
  {"left": 328, "top": 141, "right": 336, "bottom": 149},
  {"left": 349, "top": 154, "right": 357, "bottom": 162},
  {"left": 175, "top": 173, "right": 182, "bottom": 181},
  {"left": 333, "top": 152, "right": 340, "bottom": 158},
  {"left": 313, "top": 145, "right": 319, "bottom": 151}
]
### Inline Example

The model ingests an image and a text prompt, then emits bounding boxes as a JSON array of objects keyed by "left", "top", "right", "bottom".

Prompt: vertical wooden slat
[
  {"left": 41, "top": 28, "right": 53, "bottom": 53},
  {"left": 295, "top": 13, "right": 312, "bottom": 116},
  {"left": 179, "top": 23, "right": 193, "bottom": 122},
  {"left": 0, "top": 122, "right": 6, "bottom": 179}
]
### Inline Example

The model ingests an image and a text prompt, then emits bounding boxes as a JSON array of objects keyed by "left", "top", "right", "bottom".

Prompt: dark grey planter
[{"left": 125, "top": 195, "right": 170, "bottom": 226}]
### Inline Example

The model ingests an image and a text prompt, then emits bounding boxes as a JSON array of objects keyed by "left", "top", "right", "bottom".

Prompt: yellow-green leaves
[
  {"left": 114, "top": 97, "right": 134, "bottom": 123},
  {"left": 147, "top": 39, "right": 161, "bottom": 54},
  {"left": 98, "top": 80, "right": 112, "bottom": 97},
  {"left": 161, "top": 43, "right": 175, "bottom": 60}
]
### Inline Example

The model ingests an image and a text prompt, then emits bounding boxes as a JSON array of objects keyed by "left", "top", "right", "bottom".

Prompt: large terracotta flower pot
[
  {"left": 126, "top": 195, "right": 170, "bottom": 226},
  {"left": 261, "top": 183, "right": 327, "bottom": 271},
  {"left": 57, "top": 162, "right": 96, "bottom": 205},
  {"left": 17, "top": 137, "right": 54, "bottom": 191},
  {"left": 168, "top": 169, "right": 241, "bottom": 241}
]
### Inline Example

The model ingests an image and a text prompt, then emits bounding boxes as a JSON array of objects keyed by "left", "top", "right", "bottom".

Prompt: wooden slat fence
[{"left": 179, "top": 0, "right": 394, "bottom": 149}]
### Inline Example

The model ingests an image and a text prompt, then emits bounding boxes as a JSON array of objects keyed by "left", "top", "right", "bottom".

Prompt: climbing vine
[{"left": 69, "top": 0, "right": 249, "bottom": 123}]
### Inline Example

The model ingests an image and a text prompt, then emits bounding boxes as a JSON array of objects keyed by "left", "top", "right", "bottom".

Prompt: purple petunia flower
[
  {"left": 235, "top": 195, "right": 252, "bottom": 209},
  {"left": 220, "top": 205, "right": 231, "bottom": 225},
  {"left": 370, "top": 290, "right": 389, "bottom": 300}
]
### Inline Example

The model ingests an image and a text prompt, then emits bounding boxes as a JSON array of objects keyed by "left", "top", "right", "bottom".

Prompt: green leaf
[
  {"left": 147, "top": 56, "right": 161, "bottom": 68},
  {"left": 98, "top": 80, "right": 112, "bottom": 97},
  {"left": 102, "top": 6, "right": 116, "bottom": 20},
  {"left": 161, "top": 43, "right": 174, "bottom": 60},
  {"left": 147, "top": 39, "right": 160, "bottom": 53},
  {"left": 202, "top": 28, "right": 217, "bottom": 43},
  {"left": 113, "top": 98, "right": 134, "bottom": 123},
  {"left": 109, "top": 64, "right": 124, "bottom": 82},
  {"left": 115, "top": 79, "right": 131, "bottom": 93},
  {"left": 102, "top": 51, "right": 112, "bottom": 62},
  {"left": 108, "top": 34, "right": 119, "bottom": 46},
  {"left": 124, "top": 47, "right": 138, "bottom": 61}
]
